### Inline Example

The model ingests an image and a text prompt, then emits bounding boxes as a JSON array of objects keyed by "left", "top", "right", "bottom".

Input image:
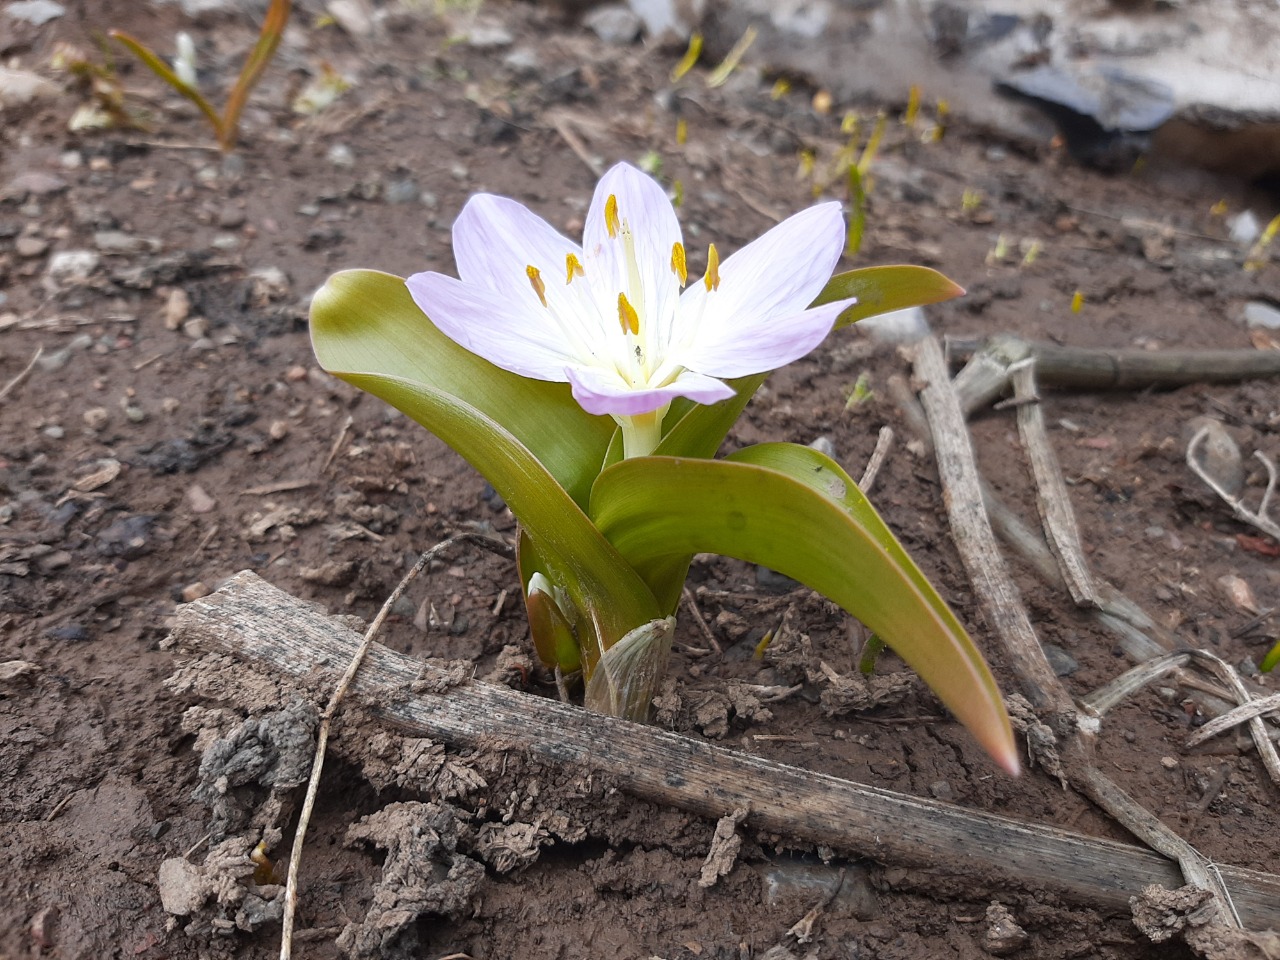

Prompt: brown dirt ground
[{"left": 2, "top": 2, "right": 1279, "bottom": 958}]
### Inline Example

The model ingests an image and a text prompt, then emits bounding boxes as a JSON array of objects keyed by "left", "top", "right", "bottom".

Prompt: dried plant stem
[
  {"left": 0, "top": 346, "right": 43, "bottom": 402},
  {"left": 911, "top": 336, "right": 1243, "bottom": 926},
  {"left": 279, "top": 533, "right": 513, "bottom": 960},
  {"left": 913, "top": 338, "right": 1070, "bottom": 716},
  {"left": 857, "top": 426, "right": 894, "bottom": 494},
  {"left": 1010, "top": 362, "right": 1097, "bottom": 607},
  {"left": 947, "top": 334, "right": 1280, "bottom": 392},
  {"left": 1186, "top": 426, "right": 1280, "bottom": 542}
]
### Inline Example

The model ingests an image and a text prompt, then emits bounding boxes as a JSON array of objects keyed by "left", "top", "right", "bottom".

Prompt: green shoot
[
  {"left": 670, "top": 32, "right": 702, "bottom": 83},
  {"left": 706, "top": 26, "right": 757, "bottom": 88},
  {"left": 1244, "top": 213, "right": 1280, "bottom": 272},
  {"left": 110, "top": 0, "right": 292, "bottom": 152},
  {"left": 858, "top": 635, "right": 887, "bottom": 675},
  {"left": 845, "top": 163, "right": 866, "bottom": 257}
]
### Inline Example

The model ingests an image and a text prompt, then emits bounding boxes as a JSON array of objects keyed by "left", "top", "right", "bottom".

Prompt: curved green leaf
[
  {"left": 813, "top": 264, "right": 965, "bottom": 330},
  {"left": 591, "top": 451, "right": 1017, "bottom": 773},
  {"left": 311, "top": 272, "right": 659, "bottom": 668},
  {"left": 311, "top": 269, "right": 615, "bottom": 509}
]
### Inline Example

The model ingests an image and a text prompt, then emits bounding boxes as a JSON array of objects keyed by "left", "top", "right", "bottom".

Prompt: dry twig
[
  {"left": 1187, "top": 426, "right": 1280, "bottom": 543},
  {"left": 0, "top": 346, "right": 43, "bottom": 402}
]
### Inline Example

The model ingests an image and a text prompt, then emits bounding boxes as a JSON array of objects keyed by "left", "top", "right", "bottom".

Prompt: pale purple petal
[
  {"left": 680, "top": 202, "right": 847, "bottom": 355},
  {"left": 453, "top": 193, "right": 581, "bottom": 293},
  {"left": 449, "top": 194, "right": 605, "bottom": 359},
  {"left": 582, "top": 163, "right": 682, "bottom": 349},
  {"left": 675, "top": 297, "right": 854, "bottom": 379},
  {"left": 565, "top": 364, "right": 735, "bottom": 417},
  {"left": 406, "top": 271, "right": 573, "bottom": 382}
]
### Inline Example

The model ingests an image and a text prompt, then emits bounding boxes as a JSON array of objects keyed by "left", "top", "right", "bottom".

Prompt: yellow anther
[
  {"left": 704, "top": 243, "right": 721, "bottom": 292},
  {"left": 670, "top": 242, "right": 687, "bottom": 286},
  {"left": 604, "top": 194, "right": 620, "bottom": 239},
  {"left": 565, "top": 252, "right": 585, "bottom": 284},
  {"left": 526, "top": 265, "right": 547, "bottom": 307},
  {"left": 618, "top": 292, "right": 640, "bottom": 336}
]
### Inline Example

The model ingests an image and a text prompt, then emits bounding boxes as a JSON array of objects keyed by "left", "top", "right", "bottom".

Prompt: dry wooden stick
[
  {"left": 947, "top": 334, "right": 1280, "bottom": 392},
  {"left": 1183, "top": 650, "right": 1280, "bottom": 787},
  {"left": 886, "top": 374, "right": 1241, "bottom": 716},
  {"left": 173, "top": 570, "right": 1280, "bottom": 929},
  {"left": 279, "top": 533, "right": 513, "bottom": 960},
  {"left": 1010, "top": 362, "right": 1098, "bottom": 608},
  {"left": 911, "top": 336, "right": 1242, "bottom": 925},
  {"left": 913, "top": 338, "right": 1071, "bottom": 718},
  {"left": 857, "top": 425, "right": 894, "bottom": 494},
  {"left": 0, "top": 345, "right": 43, "bottom": 402}
]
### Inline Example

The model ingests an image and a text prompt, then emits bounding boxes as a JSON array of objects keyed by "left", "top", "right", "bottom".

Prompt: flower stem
[{"left": 618, "top": 409, "right": 666, "bottom": 458}]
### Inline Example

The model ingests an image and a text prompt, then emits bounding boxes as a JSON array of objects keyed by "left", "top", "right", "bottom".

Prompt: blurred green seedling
[{"left": 110, "top": 0, "right": 291, "bottom": 152}]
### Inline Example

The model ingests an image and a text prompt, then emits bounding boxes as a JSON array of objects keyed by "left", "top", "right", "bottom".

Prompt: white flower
[{"left": 406, "top": 162, "right": 854, "bottom": 456}]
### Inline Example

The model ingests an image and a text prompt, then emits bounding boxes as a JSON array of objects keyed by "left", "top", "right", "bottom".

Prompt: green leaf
[
  {"left": 591, "top": 447, "right": 1017, "bottom": 773},
  {"left": 312, "top": 270, "right": 659, "bottom": 670},
  {"left": 311, "top": 269, "right": 614, "bottom": 509},
  {"left": 110, "top": 29, "right": 224, "bottom": 139},
  {"left": 814, "top": 264, "right": 966, "bottom": 330}
]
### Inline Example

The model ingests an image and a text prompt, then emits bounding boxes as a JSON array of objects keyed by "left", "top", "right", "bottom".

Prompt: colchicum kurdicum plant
[{"left": 310, "top": 162, "right": 1018, "bottom": 773}]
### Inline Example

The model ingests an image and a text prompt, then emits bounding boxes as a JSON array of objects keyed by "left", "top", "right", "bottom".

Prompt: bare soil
[{"left": 2, "top": 2, "right": 1278, "bottom": 958}]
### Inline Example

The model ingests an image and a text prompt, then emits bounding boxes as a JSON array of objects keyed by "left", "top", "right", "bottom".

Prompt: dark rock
[
  {"left": 95, "top": 514, "right": 156, "bottom": 560},
  {"left": 1042, "top": 643, "right": 1079, "bottom": 677},
  {"left": 996, "top": 65, "right": 1175, "bottom": 170},
  {"left": 45, "top": 623, "right": 90, "bottom": 642}
]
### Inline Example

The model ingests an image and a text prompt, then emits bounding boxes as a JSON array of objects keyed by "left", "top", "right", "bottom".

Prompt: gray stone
[
  {"left": 0, "top": 67, "right": 60, "bottom": 110},
  {"left": 326, "top": 143, "right": 355, "bottom": 168},
  {"left": 857, "top": 305, "right": 930, "bottom": 343},
  {"left": 1042, "top": 643, "right": 1079, "bottom": 678},
  {"left": 1243, "top": 301, "right": 1280, "bottom": 331},
  {"left": 46, "top": 250, "right": 100, "bottom": 286},
  {"left": 5, "top": 0, "right": 65, "bottom": 25},
  {"left": 585, "top": 5, "right": 642, "bottom": 45},
  {"left": 385, "top": 178, "right": 419, "bottom": 204}
]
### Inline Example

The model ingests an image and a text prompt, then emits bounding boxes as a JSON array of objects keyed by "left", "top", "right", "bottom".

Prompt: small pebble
[
  {"left": 83, "top": 407, "right": 109, "bottom": 430},
  {"left": 1042, "top": 643, "right": 1079, "bottom": 677},
  {"left": 1243, "top": 301, "right": 1280, "bottom": 330},
  {"left": 186, "top": 484, "right": 217, "bottom": 514},
  {"left": 15, "top": 235, "right": 48, "bottom": 258},
  {"left": 124, "top": 404, "right": 146, "bottom": 423},
  {"left": 269, "top": 420, "right": 289, "bottom": 441},
  {"left": 180, "top": 582, "right": 211, "bottom": 603},
  {"left": 163, "top": 288, "right": 191, "bottom": 330},
  {"left": 285, "top": 365, "right": 308, "bottom": 382},
  {"left": 327, "top": 144, "right": 355, "bottom": 168},
  {"left": 183, "top": 317, "right": 210, "bottom": 340},
  {"left": 42, "top": 425, "right": 64, "bottom": 439},
  {"left": 1161, "top": 756, "right": 1179, "bottom": 769},
  {"left": 385, "top": 179, "right": 419, "bottom": 204}
]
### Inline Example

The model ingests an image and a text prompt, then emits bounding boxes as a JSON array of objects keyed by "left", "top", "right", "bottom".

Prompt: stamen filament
[
  {"left": 670, "top": 242, "right": 687, "bottom": 286},
  {"left": 704, "top": 243, "right": 721, "bottom": 292},
  {"left": 526, "top": 265, "right": 547, "bottom": 307}
]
